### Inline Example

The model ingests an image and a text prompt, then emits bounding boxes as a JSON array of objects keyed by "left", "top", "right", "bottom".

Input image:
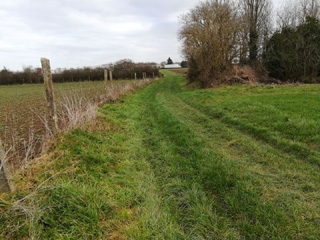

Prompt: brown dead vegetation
[
  {"left": 205, "top": 65, "right": 282, "bottom": 87},
  {"left": 222, "top": 65, "right": 259, "bottom": 84}
]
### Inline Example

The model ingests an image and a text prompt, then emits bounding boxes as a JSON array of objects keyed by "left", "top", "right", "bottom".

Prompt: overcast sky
[{"left": 0, "top": 0, "right": 285, "bottom": 71}]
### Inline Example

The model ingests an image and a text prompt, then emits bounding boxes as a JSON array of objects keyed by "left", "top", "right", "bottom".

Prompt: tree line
[
  {"left": 0, "top": 59, "right": 159, "bottom": 85},
  {"left": 179, "top": 0, "right": 320, "bottom": 86}
]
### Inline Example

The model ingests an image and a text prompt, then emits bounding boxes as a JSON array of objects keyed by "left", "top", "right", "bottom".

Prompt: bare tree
[
  {"left": 277, "top": 1, "right": 301, "bottom": 28},
  {"left": 300, "top": 0, "right": 320, "bottom": 19},
  {"left": 179, "top": 0, "right": 241, "bottom": 85},
  {"left": 277, "top": 0, "right": 320, "bottom": 28},
  {"left": 242, "top": 0, "right": 273, "bottom": 63}
]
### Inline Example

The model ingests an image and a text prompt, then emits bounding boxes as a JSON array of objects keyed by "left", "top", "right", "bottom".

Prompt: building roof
[{"left": 164, "top": 64, "right": 181, "bottom": 69}]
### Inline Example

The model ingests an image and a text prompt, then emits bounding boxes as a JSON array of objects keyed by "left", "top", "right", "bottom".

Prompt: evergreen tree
[
  {"left": 264, "top": 16, "right": 320, "bottom": 82},
  {"left": 181, "top": 60, "right": 188, "bottom": 68}
]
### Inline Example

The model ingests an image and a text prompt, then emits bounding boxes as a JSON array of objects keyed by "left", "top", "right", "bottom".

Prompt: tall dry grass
[{"left": 1, "top": 78, "right": 156, "bottom": 176}]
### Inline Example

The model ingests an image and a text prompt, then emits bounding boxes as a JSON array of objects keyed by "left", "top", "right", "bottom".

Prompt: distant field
[
  {"left": 169, "top": 68, "right": 188, "bottom": 75},
  {"left": 0, "top": 80, "right": 135, "bottom": 167},
  {"left": 0, "top": 81, "right": 105, "bottom": 135}
]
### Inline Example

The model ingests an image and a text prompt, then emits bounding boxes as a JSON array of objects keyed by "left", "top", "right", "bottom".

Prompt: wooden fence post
[
  {"left": 134, "top": 73, "right": 137, "bottom": 80},
  {"left": 41, "top": 58, "right": 59, "bottom": 134},
  {"left": 0, "top": 141, "right": 13, "bottom": 193},
  {"left": 153, "top": 72, "right": 155, "bottom": 79},
  {"left": 110, "top": 71, "right": 113, "bottom": 83},
  {"left": 104, "top": 69, "right": 108, "bottom": 91}
]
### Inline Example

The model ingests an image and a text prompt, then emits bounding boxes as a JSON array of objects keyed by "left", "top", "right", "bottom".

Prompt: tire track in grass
[
  {"left": 118, "top": 75, "right": 242, "bottom": 239},
  {"left": 100, "top": 92, "right": 188, "bottom": 239},
  {"left": 125, "top": 72, "right": 292, "bottom": 239},
  {"left": 100, "top": 81, "right": 231, "bottom": 239},
  {"left": 95, "top": 72, "right": 319, "bottom": 239},
  {"left": 160, "top": 92, "right": 320, "bottom": 239},
  {"left": 178, "top": 93, "right": 320, "bottom": 167},
  {"left": 142, "top": 76, "right": 292, "bottom": 239}
]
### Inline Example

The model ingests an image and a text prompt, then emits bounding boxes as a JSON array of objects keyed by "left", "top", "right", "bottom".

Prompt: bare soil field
[
  {"left": 0, "top": 80, "right": 138, "bottom": 168},
  {"left": 169, "top": 68, "right": 188, "bottom": 75}
]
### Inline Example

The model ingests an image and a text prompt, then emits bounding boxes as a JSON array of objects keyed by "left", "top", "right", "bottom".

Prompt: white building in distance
[{"left": 164, "top": 64, "right": 181, "bottom": 69}]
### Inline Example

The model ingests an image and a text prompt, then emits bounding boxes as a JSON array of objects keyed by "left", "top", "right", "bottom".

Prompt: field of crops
[{"left": 0, "top": 80, "right": 138, "bottom": 169}]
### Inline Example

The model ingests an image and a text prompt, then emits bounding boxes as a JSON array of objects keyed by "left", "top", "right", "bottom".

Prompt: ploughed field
[
  {"left": 169, "top": 68, "right": 188, "bottom": 75},
  {"left": 1, "top": 71, "right": 319, "bottom": 239},
  {"left": 0, "top": 80, "right": 131, "bottom": 168}
]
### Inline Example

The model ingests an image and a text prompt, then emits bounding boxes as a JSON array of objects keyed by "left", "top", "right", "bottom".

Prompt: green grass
[{"left": 1, "top": 71, "right": 319, "bottom": 239}]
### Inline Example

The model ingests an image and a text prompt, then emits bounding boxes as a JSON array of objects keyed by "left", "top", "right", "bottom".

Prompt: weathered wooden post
[
  {"left": 110, "top": 71, "right": 113, "bottom": 83},
  {"left": 153, "top": 72, "right": 155, "bottom": 79},
  {"left": 0, "top": 141, "right": 13, "bottom": 193},
  {"left": 104, "top": 69, "right": 108, "bottom": 91},
  {"left": 41, "top": 58, "right": 59, "bottom": 133},
  {"left": 134, "top": 73, "right": 137, "bottom": 80}
]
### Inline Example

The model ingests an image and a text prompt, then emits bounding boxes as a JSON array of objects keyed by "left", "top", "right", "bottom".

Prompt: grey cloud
[{"left": 0, "top": 0, "right": 283, "bottom": 70}]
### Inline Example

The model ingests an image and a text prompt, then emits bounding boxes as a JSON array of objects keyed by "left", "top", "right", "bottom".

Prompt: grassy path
[
  {"left": 1, "top": 70, "right": 319, "bottom": 239},
  {"left": 100, "top": 71, "right": 319, "bottom": 239}
]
